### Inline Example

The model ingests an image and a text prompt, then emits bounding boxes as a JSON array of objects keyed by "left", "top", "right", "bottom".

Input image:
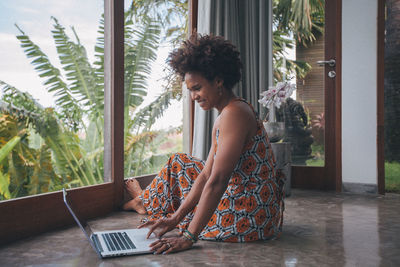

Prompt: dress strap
[{"left": 232, "top": 97, "right": 261, "bottom": 121}]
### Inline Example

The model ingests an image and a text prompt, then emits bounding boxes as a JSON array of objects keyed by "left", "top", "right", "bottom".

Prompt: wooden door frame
[
  {"left": 377, "top": 0, "right": 385, "bottom": 194},
  {"left": 187, "top": 0, "right": 343, "bottom": 191},
  {"left": 291, "top": 0, "right": 342, "bottom": 191}
]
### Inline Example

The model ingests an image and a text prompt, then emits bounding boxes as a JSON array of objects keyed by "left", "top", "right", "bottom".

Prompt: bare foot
[
  {"left": 122, "top": 197, "right": 147, "bottom": 214},
  {"left": 125, "top": 178, "right": 143, "bottom": 199},
  {"left": 123, "top": 178, "right": 147, "bottom": 214}
]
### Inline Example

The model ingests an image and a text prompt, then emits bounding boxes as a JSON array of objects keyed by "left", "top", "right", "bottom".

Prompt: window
[
  {"left": 122, "top": 1, "right": 187, "bottom": 178},
  {"left": 0, "top": 0, "right": 121, "bottom": 245},
  {"left": 272, "top": 2, "right": 325, "bottom": 167},
  {"left": 0, "top": 1, "right": 106, "bottom": 200},
  {"left": 0, "top": 0, "right": 190, "bottom": 246}
]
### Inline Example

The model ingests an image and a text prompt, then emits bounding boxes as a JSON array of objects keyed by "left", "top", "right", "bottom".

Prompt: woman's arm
[
  {"left": 169, "top": 140, "right": 216, "bottom": 223},
  {"left": 187, "top": 104, "right": 255, "bottom": 237},
  {"left": 142, "top": 125, "right": 217, "bottom": 238}
]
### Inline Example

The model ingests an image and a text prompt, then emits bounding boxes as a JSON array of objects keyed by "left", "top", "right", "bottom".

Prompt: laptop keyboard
[
  {"left": 92, "top": 234, "right": 104, "bottom": 253},
  {"left": 101, "top": 232, "right": 136, "bottom": 251}
]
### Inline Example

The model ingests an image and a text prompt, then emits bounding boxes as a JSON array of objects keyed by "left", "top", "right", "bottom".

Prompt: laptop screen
[{"left": 62, "top": 188, "right": 101, "bottom": 257}]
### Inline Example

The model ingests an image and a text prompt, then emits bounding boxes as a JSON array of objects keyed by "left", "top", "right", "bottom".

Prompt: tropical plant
[
  {"left": 0, "top": 90, "right": 69, "bottom": 200},
  {"left": 274, "top": 0, "right": 324, "bottom": 45},
  {"left": 272, "top": 0, "right": 325, "bottom": 82},
  {"left": 311, "top": 112, "right": 325, "bottom": 130},
  {"left": 0, "top": 1, "right": 188, "bottom": 200}
]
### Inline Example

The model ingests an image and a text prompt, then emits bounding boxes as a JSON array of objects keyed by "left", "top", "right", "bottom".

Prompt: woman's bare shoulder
[
  {"left": 219, "top": 101, "right": 258, "bottom": 140},
  {"left": 221, "top": 100, "right": 255, "bottom": 123}
]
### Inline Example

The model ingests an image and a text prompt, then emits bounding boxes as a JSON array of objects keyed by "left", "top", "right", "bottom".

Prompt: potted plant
[{"left": 259, "top": 81, "right": 295, "bottom": 142}]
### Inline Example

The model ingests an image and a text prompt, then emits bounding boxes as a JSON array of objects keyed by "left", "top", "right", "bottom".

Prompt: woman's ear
[{"left": 215, "top": 77, "right": 224, "bottom": 87}]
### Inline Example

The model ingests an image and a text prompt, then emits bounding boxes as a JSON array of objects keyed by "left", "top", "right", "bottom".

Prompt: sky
[{"left": 0, "top": 0, "right": 182, "bottom": 130}]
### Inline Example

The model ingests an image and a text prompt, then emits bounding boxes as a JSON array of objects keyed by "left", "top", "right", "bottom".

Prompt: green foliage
[
  {"left": 274, "top": 0, "right": 324, "bottom": 45},
  {"left": 0, "top": 135, "right": 21, "bottom": 200},
  {"left": 306, "top": 158, "right": 324, "bottom": 167},
  {"left": 385, "top": 161, "right": 400, "bottom": 193},
  {"left": 0, "top": 136, "right": 21, "bottom": 164},
  {"left": 273, "top": 0, "right": 324, "bottom": 82},
  {"left": 0, "top": 171, "right": 11, "bottom": 200},
  {"left": 306, "top": 144, "right": 324, "bottom": 166},
  {"left": 0, "top": 1, "right": 187, "bottom": 200}
]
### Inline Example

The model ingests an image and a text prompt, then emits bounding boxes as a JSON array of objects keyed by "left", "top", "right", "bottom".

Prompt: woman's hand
[
  {"left": 138, "top": 217, "right": 179, "bottom": 239},
  {"left": 150, "top": 236, "right": 193, "bottom": 255}
]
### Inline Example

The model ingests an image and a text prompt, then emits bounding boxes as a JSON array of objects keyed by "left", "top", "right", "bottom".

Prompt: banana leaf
[{"left": 0, "top": 136, "right": 21, "bottom": 163}]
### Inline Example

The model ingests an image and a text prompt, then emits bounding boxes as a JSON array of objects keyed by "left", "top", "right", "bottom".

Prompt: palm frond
[
  {"left": 14, "top": 25, "right": 82, "bottom": 128},
  {"left": 130, "top": 88, "right": 175, "bottom": 132},
  {"left": 125, "top": 131, "right": 158, "bottom": 154},
  {"left": 274, "top": 0, "right": 324, "bottom": 46},
  {"left": 27, "top": 144, "right": 61, "bottom": 195},
  {"left": 51, "top": 17, "right": 102, "bottom": 117},
  {"left": 1, "top": 81, "right": 44, "bottom": 116},
  {"left": 94, "top": 14, "right": 105, "bottom": 108},
  {"left": 124, "top": 18, "right": 161, "bottom": 111}
]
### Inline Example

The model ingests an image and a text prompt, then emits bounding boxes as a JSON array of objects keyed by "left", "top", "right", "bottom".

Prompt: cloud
[
  {"left": 0, "top": 0, "right": 183, "bottom": 129},
  {"left": 0, "top": 32, "right": 17, "bottom": 43}
]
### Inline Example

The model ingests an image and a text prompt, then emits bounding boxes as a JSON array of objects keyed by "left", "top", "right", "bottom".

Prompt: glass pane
[
  {"left": 384, "top": 2, "right": 400, "bottom": 193},
  {"left": 272, "top": 2, "right": 325, "bottom": 167},
  {"left": 123, "top": 1, "right": 186, "bottom": 178},
  {"left": 0, "top": 1, "right": 104, "bottom": 201},
  {"left": 294, "top": 33, "right": 325, "bottom": 167}
]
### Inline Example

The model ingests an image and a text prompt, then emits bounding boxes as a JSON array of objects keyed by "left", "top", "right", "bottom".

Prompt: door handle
[{"left": 316, "top": 59, "right": 336, "bottom": 67}]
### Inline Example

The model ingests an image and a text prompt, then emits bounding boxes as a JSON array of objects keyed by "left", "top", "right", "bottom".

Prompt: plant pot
[{"left": 263, "top": 121, "right": 285, "bottom": 143}]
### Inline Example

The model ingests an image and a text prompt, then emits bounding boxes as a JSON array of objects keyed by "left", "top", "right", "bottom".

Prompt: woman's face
[{"left": 184, "top": 72, "right": 221, "bottom": 110}]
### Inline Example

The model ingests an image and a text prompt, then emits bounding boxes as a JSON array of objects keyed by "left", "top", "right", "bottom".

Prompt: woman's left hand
[{"left": 150, "top": 236, "right": 193, "bottom": 255}]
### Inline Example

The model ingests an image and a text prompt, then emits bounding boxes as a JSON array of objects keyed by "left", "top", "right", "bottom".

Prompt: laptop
[{"left": 62, "top": 188, "right": 156, "bottom": 258}]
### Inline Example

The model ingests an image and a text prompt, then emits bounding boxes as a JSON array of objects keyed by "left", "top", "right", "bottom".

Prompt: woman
[{"left": 123, "top": 34, "right": 285, "bottom": 254}]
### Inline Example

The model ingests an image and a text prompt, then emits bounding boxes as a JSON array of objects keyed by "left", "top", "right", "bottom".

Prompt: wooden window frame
[
  {"left": 377, "top": 0, "right": 385, "bottom": 194},
  {"left": 0, "top": 0, "right": 200, "bottom": 246},
  {"left": 188, "top": 0, "right": 198, "bottom": 154},
  {"left": 0, "top": 0, "right": 124, "bottom": 246}
]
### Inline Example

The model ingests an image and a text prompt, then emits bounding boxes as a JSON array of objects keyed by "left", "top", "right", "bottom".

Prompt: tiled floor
[{"left": 1, "top": 189, "right": 399, "bottom": 266}]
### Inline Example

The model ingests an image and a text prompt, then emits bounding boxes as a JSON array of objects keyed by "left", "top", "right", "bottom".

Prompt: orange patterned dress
[{"left": 139, "top": 100, "right": 285, "bottom": 242}]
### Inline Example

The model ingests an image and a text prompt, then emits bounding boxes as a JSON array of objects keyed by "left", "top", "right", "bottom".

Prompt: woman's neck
[{"left": 216, "top": 91, "right": 237, "bottom": 113}]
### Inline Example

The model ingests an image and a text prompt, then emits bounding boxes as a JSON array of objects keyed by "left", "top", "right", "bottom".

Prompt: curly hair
[{"left": 168, "top": 34, "right": 242, "bottom": 90}]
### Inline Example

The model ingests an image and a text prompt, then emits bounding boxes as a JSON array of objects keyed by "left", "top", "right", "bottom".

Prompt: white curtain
[{"left": 192, "top": 0, "right": 273, "bottom": 160}]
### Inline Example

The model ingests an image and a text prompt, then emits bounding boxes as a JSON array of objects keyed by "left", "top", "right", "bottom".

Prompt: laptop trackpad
[{"left": 126, "top": 228, "right": 157, "bottom": 249}]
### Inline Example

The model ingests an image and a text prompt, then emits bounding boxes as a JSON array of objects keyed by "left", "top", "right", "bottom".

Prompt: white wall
[{"left": 342, "top": 0, "right": 378, "bottom": 186}]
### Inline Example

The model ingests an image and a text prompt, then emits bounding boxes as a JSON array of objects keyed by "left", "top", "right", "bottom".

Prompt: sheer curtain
[{"left": 192, "top": 0, "right": 273, "bottom": 159}]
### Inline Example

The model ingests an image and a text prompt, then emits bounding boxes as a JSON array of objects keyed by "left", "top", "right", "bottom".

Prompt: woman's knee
[{"left": 169, "top": 152, "right": 187, "bottom": 163}]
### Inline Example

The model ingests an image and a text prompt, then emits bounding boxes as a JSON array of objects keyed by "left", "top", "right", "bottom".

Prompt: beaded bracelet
[
  {"left": 182, "top": 231, "right": 196, "bottom": 243},
  {"left": 182, "top": 229, "right": 198, "bottom": 243}
]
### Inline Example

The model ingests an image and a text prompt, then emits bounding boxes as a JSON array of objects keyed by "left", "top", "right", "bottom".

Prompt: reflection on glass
[
  {"left": 123, "top": 1, "right": 186, "bottom": 178},
  {"left": 272, "top": 2, "right": 326, "bottom": 167},
  {"left": 294, "top": 33, "right": 325, "bottom": 167},
  {"left": 0, "top": 1, "right": 104, "bottom": 200}
]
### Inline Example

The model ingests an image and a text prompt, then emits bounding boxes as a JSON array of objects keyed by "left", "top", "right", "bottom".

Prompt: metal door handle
[{"left": 316, "top": 59, "right": 336, "bottom": 67}]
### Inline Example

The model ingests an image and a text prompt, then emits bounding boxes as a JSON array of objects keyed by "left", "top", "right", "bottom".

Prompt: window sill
[{"left": 0, "top": 174, "right": 156, "bottom": 247}]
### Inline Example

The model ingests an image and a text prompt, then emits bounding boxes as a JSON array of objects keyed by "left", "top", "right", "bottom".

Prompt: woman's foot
[
  {"left": 122, "top": 198, "right": 147, "bottom": 214},
  {"left": 123, "top": 178, "right": 147, "bottom": 214},
  {"left": 125, "top": 178, "right": 143, "bottom": 199}
]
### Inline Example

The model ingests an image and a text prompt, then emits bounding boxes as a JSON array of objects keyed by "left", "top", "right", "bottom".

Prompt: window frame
[
  {"left": 0, "top": 0, "right": 124, "bottom": 246},
  {"left": 0, "top": 0, "right": 200, "bottom": 246}
]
